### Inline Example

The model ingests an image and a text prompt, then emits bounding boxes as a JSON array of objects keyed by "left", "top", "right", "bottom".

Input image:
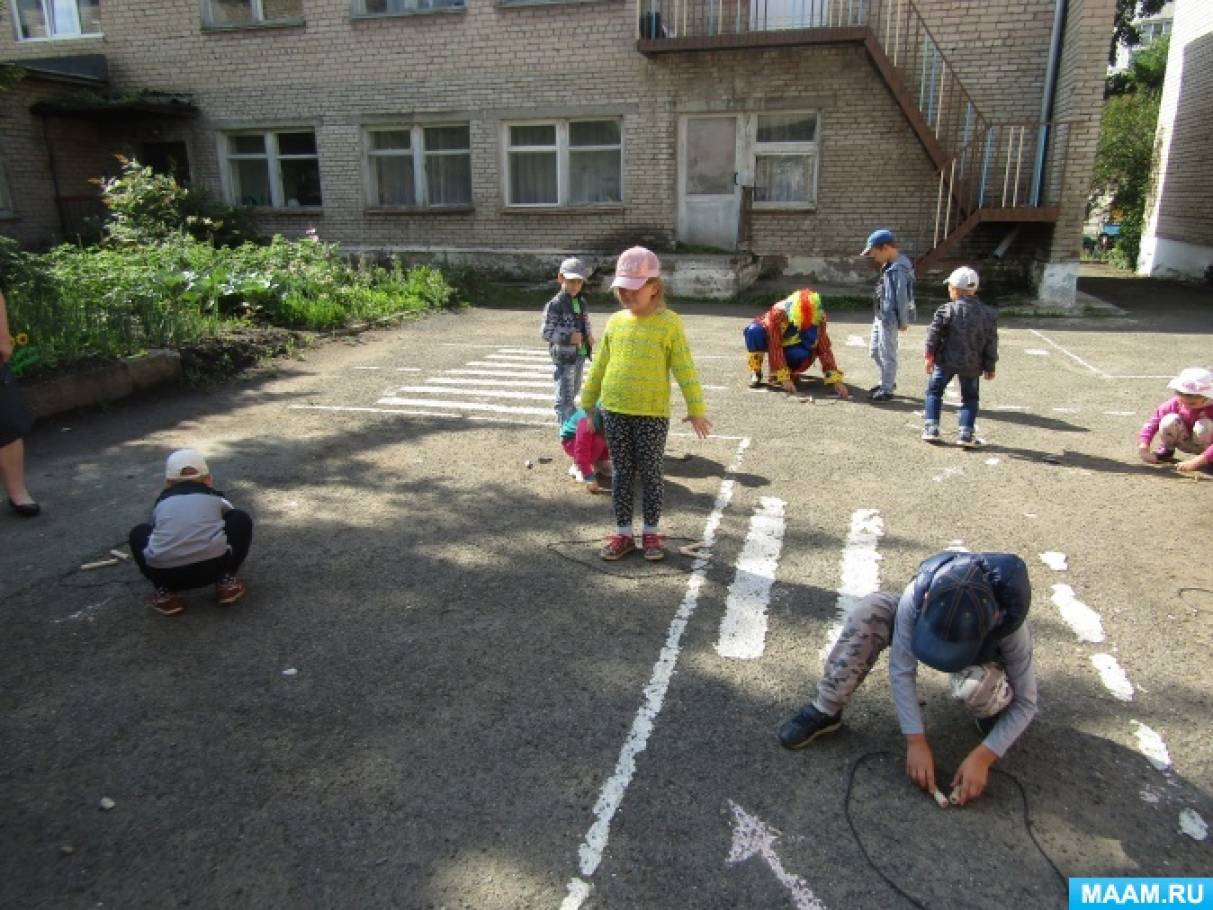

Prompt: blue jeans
[
  {"left": 924, "top": 366, "right": 980, "bottom": 431},
  {"left": 869, "top": 317, "right": 899, "bottom": 392},
  {"left": 553, "top": 358, "right": 585, "bottom": 424}
]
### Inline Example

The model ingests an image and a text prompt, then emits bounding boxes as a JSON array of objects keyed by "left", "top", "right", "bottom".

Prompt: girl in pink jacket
[{"left": 1138, "top": 367, "right": 1213, "bottom": 474}]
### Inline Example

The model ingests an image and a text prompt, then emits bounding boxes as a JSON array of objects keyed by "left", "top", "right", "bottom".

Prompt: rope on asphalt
[
  {"left": 545, "top": 537, "right": 704, "bottom": 579},
  {"left": 844, "top": 751, "right": 1067, "bottom": 909}
]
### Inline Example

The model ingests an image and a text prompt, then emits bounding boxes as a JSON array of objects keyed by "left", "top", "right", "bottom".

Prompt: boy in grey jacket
[
  {"left": 922, "top": 266, "right": 998, "bottom": 447},
  {"left": 862, "top": 229, "right": 915, "bottom": 402},
  {"left": 541, "top": 257, "right": 593, "bottom": 424}
]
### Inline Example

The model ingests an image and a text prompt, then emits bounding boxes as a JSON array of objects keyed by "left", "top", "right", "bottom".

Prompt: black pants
[
  {"left": 602, "top": 411, "right": 669, "bottom": 530},
  {"left": 129, "top": 510, "right": 253, "bottom": 591}
]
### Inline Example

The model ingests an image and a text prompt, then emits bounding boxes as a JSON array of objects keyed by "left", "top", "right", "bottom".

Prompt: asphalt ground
[{"left": 2, "top": 278, "right": 1212, "bottom": 909}]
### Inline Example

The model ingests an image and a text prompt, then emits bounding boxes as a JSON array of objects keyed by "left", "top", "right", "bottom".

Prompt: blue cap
[
  {"left": 861, "top": 228, "right": 896, "bottom": 256},
  {"left": 911, "top": 556, "right": 999, "bottom": 672}
]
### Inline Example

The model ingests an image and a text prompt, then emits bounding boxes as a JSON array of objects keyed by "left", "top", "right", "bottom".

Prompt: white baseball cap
[
  {"left": 943, "top": 266, "right": 980, "bottom": 290},
  {"left": 165, "top": 448, "right": 210, "bottom": 480},
  {"left": 559, "top": 257, "right": 589, "bottom": 281},
  {"left": 1168, "top": 367, "right": 1213, "bottom": 397}
]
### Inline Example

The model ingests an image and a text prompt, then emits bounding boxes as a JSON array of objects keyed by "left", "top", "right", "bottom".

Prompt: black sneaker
[
  {"left": 869, "top": 389, "right": 894, "bottom": 402},
  {"left": 777, "top": 705, "right": 843, "bottom": 749},
  {"left": 957, "top": 429, "right": 978, "bottom": 448}
]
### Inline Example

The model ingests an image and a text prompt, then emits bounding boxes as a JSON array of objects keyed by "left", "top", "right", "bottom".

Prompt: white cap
[
  {"left": 165, "top": 448, "right": 210, "bottom": 480},
  {"left": 1168, "top": 367, "right": 1213, "bottom": 398},
  {"left": 943, "top": 266, "right": 980, "bottom": 290},
  {"left": 559, "top": 257, "right": 589, "bottom": 281}
]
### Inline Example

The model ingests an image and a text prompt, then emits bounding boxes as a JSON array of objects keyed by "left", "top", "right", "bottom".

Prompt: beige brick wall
[{"left": 0, "top": 0, "right": 1114, "bottom": 282}]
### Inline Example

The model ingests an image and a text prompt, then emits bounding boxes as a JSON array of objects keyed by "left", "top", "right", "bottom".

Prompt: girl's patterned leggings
[{"left": 602, "top": 411, "right": 669, "bottom": 531}]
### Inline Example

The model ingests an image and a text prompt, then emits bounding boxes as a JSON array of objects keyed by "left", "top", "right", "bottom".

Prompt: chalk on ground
[
  {"left": 1040, "top": 552, "right": 1068, "bottom": 571},
  {"left": 108, "top": 549, "right": 131, "bottom": 561},
  {"left": 282, "top": 668, "right": 299, "bottom": 677},
  {"left": 80, "top": 558, "right": 120, "bottom": 571},
  {"left": 1179, "top": 808, "right": 1208, "bottom": 841},
  {"left": 98, "top": 797, "right": 115, "bottom": 811}
]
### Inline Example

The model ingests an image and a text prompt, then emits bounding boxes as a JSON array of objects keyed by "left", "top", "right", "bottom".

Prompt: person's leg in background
[
  {"left": 129, "top": 523, "right": 185, "bottom": 615},
  {"left": 744, "top": 323, "right": 769, "bottom": 386},
  {"left": 0, "top": 438, "right": 37, "bottom": 514}
]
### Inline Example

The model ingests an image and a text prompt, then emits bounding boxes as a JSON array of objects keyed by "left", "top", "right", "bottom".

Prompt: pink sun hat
[{"left": 611, "top": 246, "right": 662, "bottom": 290}]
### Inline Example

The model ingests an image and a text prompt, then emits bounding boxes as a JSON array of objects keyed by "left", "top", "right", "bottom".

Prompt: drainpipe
[{"left": 1032, "top": 0, "right": 1069, "bottom": 205}]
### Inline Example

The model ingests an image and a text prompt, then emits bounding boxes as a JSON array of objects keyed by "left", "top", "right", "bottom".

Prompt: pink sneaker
[
  {"left": 641, "top": 533, "right": 666, "bottom": 561},
  {"left": 600, "top": 533, "right": 636, "bottom": 561}
]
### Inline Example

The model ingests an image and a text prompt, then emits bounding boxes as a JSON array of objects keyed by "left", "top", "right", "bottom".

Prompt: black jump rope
[{"left": 845, "top": 751, "right": 1068, "bottom": 909}]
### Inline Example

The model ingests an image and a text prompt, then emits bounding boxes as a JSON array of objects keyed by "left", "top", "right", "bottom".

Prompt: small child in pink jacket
[
  {"left": 1138, "top": 367, "right": 1213, "bottom": 474},
  {"left": 560, "top": 406, "right": 612, "bottom": 493}
]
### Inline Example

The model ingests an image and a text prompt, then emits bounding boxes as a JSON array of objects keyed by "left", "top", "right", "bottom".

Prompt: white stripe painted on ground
[
  {"left": 287, "top": 404, "right": 552, "bottom": 427},
  {"left": 993, "top": 405, "right": 1029, "bottom": 411},
  {"left": 1051, "top": 583, "right": 1104, "bottom": 643},
  {"left": 445, "top": 368, "right": 557, "bottom": 380},
  {"left": 396, "top": 367, "right": 423, "bottom": 372},
  {"left": 1027, "top": 329, "right": 1111, "bottom": 379},
  {"left": 1179, "top": 809, "right": 1208, "bottom": 841},
  {"left": 1132, "top": 721, "right": 1172, "bottom": 771},
  {"left": 726, "top": 802, "right": 828, "bottom": 910},
  {"left": 352, "top": 366, "right": 382, "bottom": 370},
  {"left": 376, "top": 397, "right": 552, "bottom": 416},
  {"left": 945, "top": 539, "right": 969, "bottom": 552},
  {"left": 845, "top": 334, "right": 866, "bottom": 347},
  {"left": 562, "top": 438, "right": 752, "bottom": 910},
  {"left": 1024, "top": 349, "right": 1050, "bottom": 356},
  {"left": 464, "top": 361, "right": 554, "bottom": 372},
  {"left": 1091, "top": 654, "right": 1135, "bottom": 702},
  {"left": 393, "top": 385, "right": 552, "bottom": 402},
  {"left": 819, "top": 509, "right": 884, "bottom": 662},
  {"left": 1052, "top": 406, "right": 1080, "bottom": 413},
  {"left": 1107, "top": 375, "right": 1172, "bottom": 380},
  {"left": 426, "top": 376, "right": 553, "bottom": 389},
  {"left": 716, "top": 497, "right": 788, "bottom": 660},
  {"left": 486, "top": 353, "right": 558, "bottom": 362},
  {"left": 1103, "top": 410, "right": 1136, "bottom": 416},
  {"left": 495, "top": 347, "right": 550, "bottom": 355},
  {"left": 1040, "top": 551, "right": 1068, "bottom": 571}
]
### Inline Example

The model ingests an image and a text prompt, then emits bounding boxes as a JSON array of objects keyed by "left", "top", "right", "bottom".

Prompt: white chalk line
[
  {"left": 715, "top": 497, "right": 787, "bottom": 660},
  {"left": 377, "top": 396, "right": 552, "bottom": 416},
  {"left": 1026, "top": 329, "right": 1111, "bottom": 379},
  {"left": 1091, "top": 654, "right": 1135, "bottom": 702},
  {"left": 396, "top": 367, "right": 423, "bottom": 372},
  {"left": 352, "top": 366, "right": 382, "bottom": 370},
  {"left": 441, "top": 343, "right": 546, "bottom": 349},
  {"left": 288, "top": 404, "right": 553, "bottom": 427},
  {"left": 392, "top": 385, "right": 553, "bottom": 402},
  {"left": 562, "top": 438, "right": 752, "bottom": 909},
  {"left": 445, "top": 368, "right": 554, "bottom": 380},
  {"left": 463, "top": 361, "right": 554, "bottom": 372},
  {"left": 1050, "top": 583, "right": 1104, "bottom": 643},
  {"left": 427, "top": 376, "right": 553, "bottom": 389},
  {"left": 485, "top": 353, "right": 556, "bottom": 363},
  {"left": 727, "top": 802, "right": 828, "bottom": 910},
  {"left": 819, "top": 509, "right": 884, "bottom": 662}
]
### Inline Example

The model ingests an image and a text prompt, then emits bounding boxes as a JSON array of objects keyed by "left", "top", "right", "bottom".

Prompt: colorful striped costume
[{"left": 743, "top": 289, "right": 844, "bottom": 387}]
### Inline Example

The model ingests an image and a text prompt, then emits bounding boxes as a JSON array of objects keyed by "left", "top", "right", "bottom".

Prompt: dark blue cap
[
  {"left": 912, "top": 556, "right": 999, "bottom": 672},
  {"left": 861, "top": 228, "right": 896, "bottom": 255}
]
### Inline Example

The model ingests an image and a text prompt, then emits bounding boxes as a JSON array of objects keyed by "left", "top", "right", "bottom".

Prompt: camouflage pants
[{"left": 814, "top": 591, "right": 898, "bottom": 716}]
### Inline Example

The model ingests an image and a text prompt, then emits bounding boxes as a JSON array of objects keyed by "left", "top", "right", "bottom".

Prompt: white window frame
[
  {"left": 749, "top": 111, "right": 819, "bottom": 210},
  {"left": 502, "top": 118, "right": 623, "bottom": 209},
  {"left": 10, "top": 0, "right": 101, "bottom": 41},
  {"left": 202, "top": 0, "right": 301, "bottom": 26},
  {"left": 364, "top": 124, "right": 472, "bottom": 210},
  {"left": 352, "top": 0, "right": 465, "bottom": 15},
  {"left": 0, "top": 159, "right": 13, "bottom": 215},
  {"left": 222, "top": 129, "right": 322, "bottom": 209}
]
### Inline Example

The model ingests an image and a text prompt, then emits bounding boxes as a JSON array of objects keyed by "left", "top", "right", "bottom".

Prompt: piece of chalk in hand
[{"left": 932, "top": 788, "right": 949, "bottom": 808}]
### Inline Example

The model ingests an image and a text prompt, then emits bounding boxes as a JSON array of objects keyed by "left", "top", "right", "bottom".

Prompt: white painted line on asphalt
[
  {"left": 1103, "top": 410, "right": 1136, "bottom": 416},
  {"left": 1052, "top": 407, "right": 1080, "bottom": 413},
  {"left": 287, "top": 404, "right": 552, "bottom": 427},
  {"left": 486, "top": 352, "right": 556, "bottom": 362},
  {"left": 1091, "top": 654, "right": 1135, "bottom": 702},
  {"left": 993, "top": 405, "right": 1029, "bottom": 411},
  {"left": 945, "top": 539, "right": 969, "bottom": 552},
  {"left": 716, "top": 497, "right": 787, "bottom": 660},
  {"left": 1132, "top": 721, "right": 1172, "bottom": 771},
  {"left": 726, "top": 802, "right": 828, "bottom": 910},
  {"left": 1024, "top": 348, "right": 1050, "bottom": 357},
  {"left": 464, "top": 361, "right": 554, "bottom": 372},
  {"left": 352, "top": 366, "right": 382, "bottom": 370},
  {"left": 846, "top": 334, "right": 867, "bottom": 347},
  {"left": 1180, "top": 809, "right": 1209, "bottom": 841},
  {"left": 669, "top": 432, "right": 748, "bottom": 441},
  {"left": 1040, "top": 551, "right": 1068, "bottom": 571},
  {"left": 1027, "top": 329, "right": 1111, "bottom": 379},
  {"left": 446, "top": 368, "right": 555, "bottom": 380},
  {"left": 563, "top": 438, "right": 752, "bottom": 910},
  {"left": 1107, "top": 375, "right": 1172, "bottom": 380},
  {"left": 1051, "top": 583, "right": 1104, "bottom": 642},
  {"left": 393, "top": 385, "right": 552, "bottom": 402},
  {"left": 376, "top": 396, "right": 552, "bottom": 416},
  {"left": 984, "top": 457, "right": 1002, "bottom": 466},
  {"left": 819, "top": 509, "right": 884, "bottom": 662},
  {"left": 427, "top": 376, "right": 553, "bottom": 388},
  {"left": 495, "top": 347, "right": 550, "bottom": 355},
  {"left": 396, "top": 367, "right": 423, "bottom": 372}
]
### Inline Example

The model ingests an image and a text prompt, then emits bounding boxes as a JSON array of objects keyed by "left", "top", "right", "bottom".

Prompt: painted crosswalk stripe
[
  {"left": 464, "top": 361, "right": 554, "bottom": 372},
  {"left": 820, "top": 509, "right": 884, "bottom": 662},
  {"left": 376, "top": 397, "right": 552, "bottom": 416},
  {"left": 1091, "top": 654, "right": 1134, "bottom": 702},
  {"left": 427, "top": 377, "right": 553, "bottom": 389},
  {"left": 392, "top": 385, "right": 552, "bottom": 402},
  {"left": 1050, "top": 583, "right": 1104, "bottom": 642},
  {"left": 288, "top": 403, "right": 551, "bottom": 426},
  {"left": 486, "top": 353, "right": 557, "bottom": 362},
  {"left": 445, "top": 368, "right": 555, "bottom": 380},
  {"left": 495, "top": 347, "right": 549, "bottom": 355},
  {"left": 716, "top": 497, "right": 787, "bottom": 660}
]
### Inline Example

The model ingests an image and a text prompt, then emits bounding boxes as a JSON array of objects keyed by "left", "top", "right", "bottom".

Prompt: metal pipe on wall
[{"left": 1032, "top": 0, "right": 1068, "bottom": 205}]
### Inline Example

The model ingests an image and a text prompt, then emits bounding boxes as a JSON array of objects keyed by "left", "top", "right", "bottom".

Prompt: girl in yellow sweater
[{"left": 580, "top": 247, "right": 712, "bottom": 561}]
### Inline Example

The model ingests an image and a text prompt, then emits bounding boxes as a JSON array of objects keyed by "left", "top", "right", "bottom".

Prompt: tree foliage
[{"left": 1109, "top": 0, "right": 1165, "bottom": 64}]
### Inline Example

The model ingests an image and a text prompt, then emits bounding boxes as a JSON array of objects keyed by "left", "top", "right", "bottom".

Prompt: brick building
[
  {"left": 1139, "top": 0, "right": 1213, "bottom": 281},
  {"left": 1, "top": 0, "right": 1114, "bottom": 303}
]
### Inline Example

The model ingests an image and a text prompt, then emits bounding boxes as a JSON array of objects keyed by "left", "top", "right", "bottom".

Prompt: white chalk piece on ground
[
  {"left": 108, "top": 549, "right": 131, "bottom": 561},
  {"left": 1040, "top": 551, "right": 1068, "bottom": 571},
  {"left": 59, "top": 845, "right": 75, "bottom": 856},
  {"left": 98, "top": 797, "right": 115, "bottom": 811},
  {"left": 282, "top": 668, "right": 299, "bottom": 677},
  {"left": 932, "top": 788, "right": 950, "bottom": 809},
  {"left": 985, "top": 457, "right": 1002, "bottom": 466},
  {"left": 80, "top": 558, "right": 120, "bottom": 571},
  {"left": 1179, "top": 808, "right": 1208, "bottom": 841}
]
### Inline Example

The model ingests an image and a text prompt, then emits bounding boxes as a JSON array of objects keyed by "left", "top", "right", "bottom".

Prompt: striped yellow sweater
[{"left": 579, "top": 307, "right": 705, "bottom": 418}]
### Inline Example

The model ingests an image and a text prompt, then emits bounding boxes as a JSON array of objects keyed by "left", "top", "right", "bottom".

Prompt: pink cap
[{"left": 611, "top": 246, "right": 662, "bottom": 290}]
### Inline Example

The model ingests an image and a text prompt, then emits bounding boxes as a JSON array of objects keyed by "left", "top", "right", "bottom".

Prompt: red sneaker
[
  {"left": 216, "top": 575, "right": 246, "bottom": 605},
  {"left": 599, "top": 533, "right": 636, "bottom": 561},
  {"left": 152, "top": 588, "right": 185, "bottom": 616},
  {"left": 642, "top": 533, "right": 666, "bottom": 561}
]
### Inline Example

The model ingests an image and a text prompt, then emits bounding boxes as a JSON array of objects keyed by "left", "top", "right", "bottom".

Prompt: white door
[{"left": 678, "top": 116, "right": 742, "bottom": 251}]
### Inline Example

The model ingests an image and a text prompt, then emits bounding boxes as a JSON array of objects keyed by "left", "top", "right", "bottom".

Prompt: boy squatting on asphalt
[{"left": 778, "top": 552, "right": 1037, "bottom": 806}]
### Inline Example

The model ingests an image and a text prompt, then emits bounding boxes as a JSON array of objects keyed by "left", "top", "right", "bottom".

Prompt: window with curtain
[
  {"left": 753, "top": 112, "right": 818, "bottom": 208},
  {"left": 12, "top": 0, "right": 101, "bottom": 40},
  {"left": 365, "top": 125, "right": 471, "bottom": 208},
  {"left": 354, "top": 0, "right": 464, "bottom": 15},
  {"left": 203, "top": 0, "right": 303, "bottom": 27},
  {"left": 224, "top": 130, "right": 322, "bottom": 208},
  {"left": 505, "top": 118, "right": 623, "bottom": 207}
]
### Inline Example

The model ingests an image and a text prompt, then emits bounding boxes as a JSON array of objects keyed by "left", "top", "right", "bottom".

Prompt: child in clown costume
[{"left": 743, "top": 289, "right": 850, "bottom": 399}]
